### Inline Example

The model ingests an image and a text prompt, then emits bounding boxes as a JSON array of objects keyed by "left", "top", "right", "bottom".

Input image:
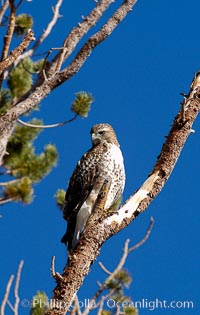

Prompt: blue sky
[{"left": 1, "top": 0, "right": 200, "bottom": 314}]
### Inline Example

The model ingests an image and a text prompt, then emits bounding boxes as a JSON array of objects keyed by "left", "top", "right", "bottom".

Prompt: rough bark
[
  {"left": 0, "top": 29, "right": 35, "bottom": 74},
  {"left": 45, "top": 72, "right": 200, "bottom": 315}
]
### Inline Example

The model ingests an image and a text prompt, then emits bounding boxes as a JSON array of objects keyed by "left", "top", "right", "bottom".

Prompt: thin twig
[
  {"left": 0, "top": 0, "right": 9, "bottom": 24},
  {"left": 17, "top": 114, "right": 78, "bottom": 129},
  {"left": 98, "top": 262, "right": 112, "bottom": 275},
  {"left": 83, "top": 219, "right": 154, "bottom": 315},
  {"left": 0, "top": 197, "right": 14, "bottom": 205},
  {"left": 115, "top": 304, "right": 121, "bottom": 315},
  {"left": 14, "top": 260, "right": 24, "bottom": 315},
  {"left": 74, "top": 296, "right": 82, "bottom": 315},
  {"left": 7, "top": 300, "right": 15, "bottom": 312},
  {"left": 51, "top": 256, "right": 63, "bottom": 282},
  {"left": 83, "top": 288, "right": 117, "bottom": 315},
  {"left": 51, "top": 256, "right": 56, "bottom": 278},
  {"left": 128, "top": 217, "right": 155, "bottom": 253},
  {"left": 96, "top": 297, "right": 104, "bottom": 315},
  {"left": 113, "top": 239, "right": 130, "bottom": 273},
  {"left": 1, "top": 275, "right": 14, "bottom": 315},
  {"left": 83, "top": 240, "right": 129, "bottom": 313}
]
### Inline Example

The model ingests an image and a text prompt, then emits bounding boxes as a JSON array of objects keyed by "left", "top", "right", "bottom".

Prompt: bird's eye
[{"left": 99, "top": 131, "right": 105, "bottom": 135}]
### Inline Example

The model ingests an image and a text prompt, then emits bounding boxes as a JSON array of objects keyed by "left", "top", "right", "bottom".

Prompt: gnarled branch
[{"left": 45, "top": 72, "right": 200, "bottom": 315}]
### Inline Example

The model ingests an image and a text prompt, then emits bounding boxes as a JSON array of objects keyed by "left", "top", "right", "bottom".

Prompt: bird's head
[{"left": 90, "top": 123, "right": 120, "bottom": 147}]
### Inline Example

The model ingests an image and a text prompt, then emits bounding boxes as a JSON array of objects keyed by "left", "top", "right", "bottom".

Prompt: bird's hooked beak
[{"left": 91, "top": 132, "right": 101, "bottom": 145}]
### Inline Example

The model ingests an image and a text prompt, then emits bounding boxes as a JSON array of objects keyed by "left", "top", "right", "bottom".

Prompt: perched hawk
[{"left": 61, "top": 123, "right": 125, "bottom": 253}]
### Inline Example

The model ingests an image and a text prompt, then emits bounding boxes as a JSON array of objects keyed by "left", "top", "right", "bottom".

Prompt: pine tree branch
[
  {"left": 44, "top": 72, "right": 200, "bottom": 315},
  {"left": 10, "top": 0, "right": 136, "bottom": 117},
  {"left": 0, "top": 0, "right": 136, "bottom": 162},
  {"left": 0, "top": 274, "right": 15, "bottom": 315},
  {"left": 0, "top": 0, "right": 138, "bottom": 164},
  {"left": 0, "top": 29, "right": 35, "bottom": 74}
]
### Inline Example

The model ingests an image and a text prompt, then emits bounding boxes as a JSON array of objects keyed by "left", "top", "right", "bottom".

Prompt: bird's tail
[
  {"left": 61, "top": 206, "right": 90, "bottom": 253},
  {"left": 71, "top": 206, "right": 90, "bottom": 250}
]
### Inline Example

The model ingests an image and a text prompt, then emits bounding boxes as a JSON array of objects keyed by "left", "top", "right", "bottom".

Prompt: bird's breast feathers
[{"left": 98, "top": 143, "right": 125, "bottom": 209}]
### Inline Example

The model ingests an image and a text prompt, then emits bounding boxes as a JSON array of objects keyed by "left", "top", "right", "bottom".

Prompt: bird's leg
[
  {"left": 87, "top": 178, "right": 112, "bottom": 226},
  {"left": 105, "top": 195, "right": 122, "bottom": 217}
]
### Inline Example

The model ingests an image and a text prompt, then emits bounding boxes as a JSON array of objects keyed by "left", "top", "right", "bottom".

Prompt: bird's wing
[
  {"left": 61, "top": 145, "right": 105, "bottom": 246},
  {"left": 63, "top": 145, "right": 105, "bottom": 222}
]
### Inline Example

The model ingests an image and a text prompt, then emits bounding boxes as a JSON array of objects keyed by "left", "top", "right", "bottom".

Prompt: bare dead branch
[
  {"left": 44, "top": 71, "right": 200, "bottom": 315},
  {"left": 7, "top": 300, "right": 15, "bottom": 312},
  {"left": 50, "top": 255, "right": 64, "bottom": 283},
  {"left": 14, "top": 260, "right": 24, "bottom": 315},
  {"left": 0, "top": 29, "right": 35, "bottom": 74},
  {"left": 51, "top": 256, "right": 56, "bottom": 278},
  {"left": 128, "top": 217, "right": 154, "bottom": 253},
  {"left": 98, "top": 262, "right": 112, "bottom": 275},
  {"left": 1, "top": 275, "right": 15, "bottom": 315},
  {"left": 96, "top": 298, "right": 104, "bottom": 315},
  {"left": 0, "top": 0, "right": 9, "bottom": 24},
  {"left": 84, "top": 288, "right": 118, "bottom": 315},
  {"left": 17, "top": 114, "right": 78, "bottom": 129},
  {"left": 0, "top": 260, "right": 24, "bottom": 315},
  {"left": 34, "top": 0, "right": 63, "bottom": 49},
  {"left": 83, "top": 239, "right": 130, "bottom": 313}
]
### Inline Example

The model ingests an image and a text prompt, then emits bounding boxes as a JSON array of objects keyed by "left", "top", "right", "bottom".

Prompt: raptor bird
[{"left": 61, "top": 123, "right": 125, "bottom": 253}]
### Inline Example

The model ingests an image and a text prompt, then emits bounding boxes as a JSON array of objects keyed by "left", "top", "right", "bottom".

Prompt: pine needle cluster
[
  {"left": 0, "top": 120, "right": 58, "bottom": 204},
  {"left": 71, "top": 91, "right": 93, "bottom": 117},
  {"left": 30, "top": 291, "right": 47, "bottom": 315},
  {"left": 15, "top": 14, "right": 33, "bottom": 36},
  {"left": 103, "top": 270, "right": 138, "bottom": 315},
  {"left": 55, "top": 188, "right": 65, "bottom": 210}
]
